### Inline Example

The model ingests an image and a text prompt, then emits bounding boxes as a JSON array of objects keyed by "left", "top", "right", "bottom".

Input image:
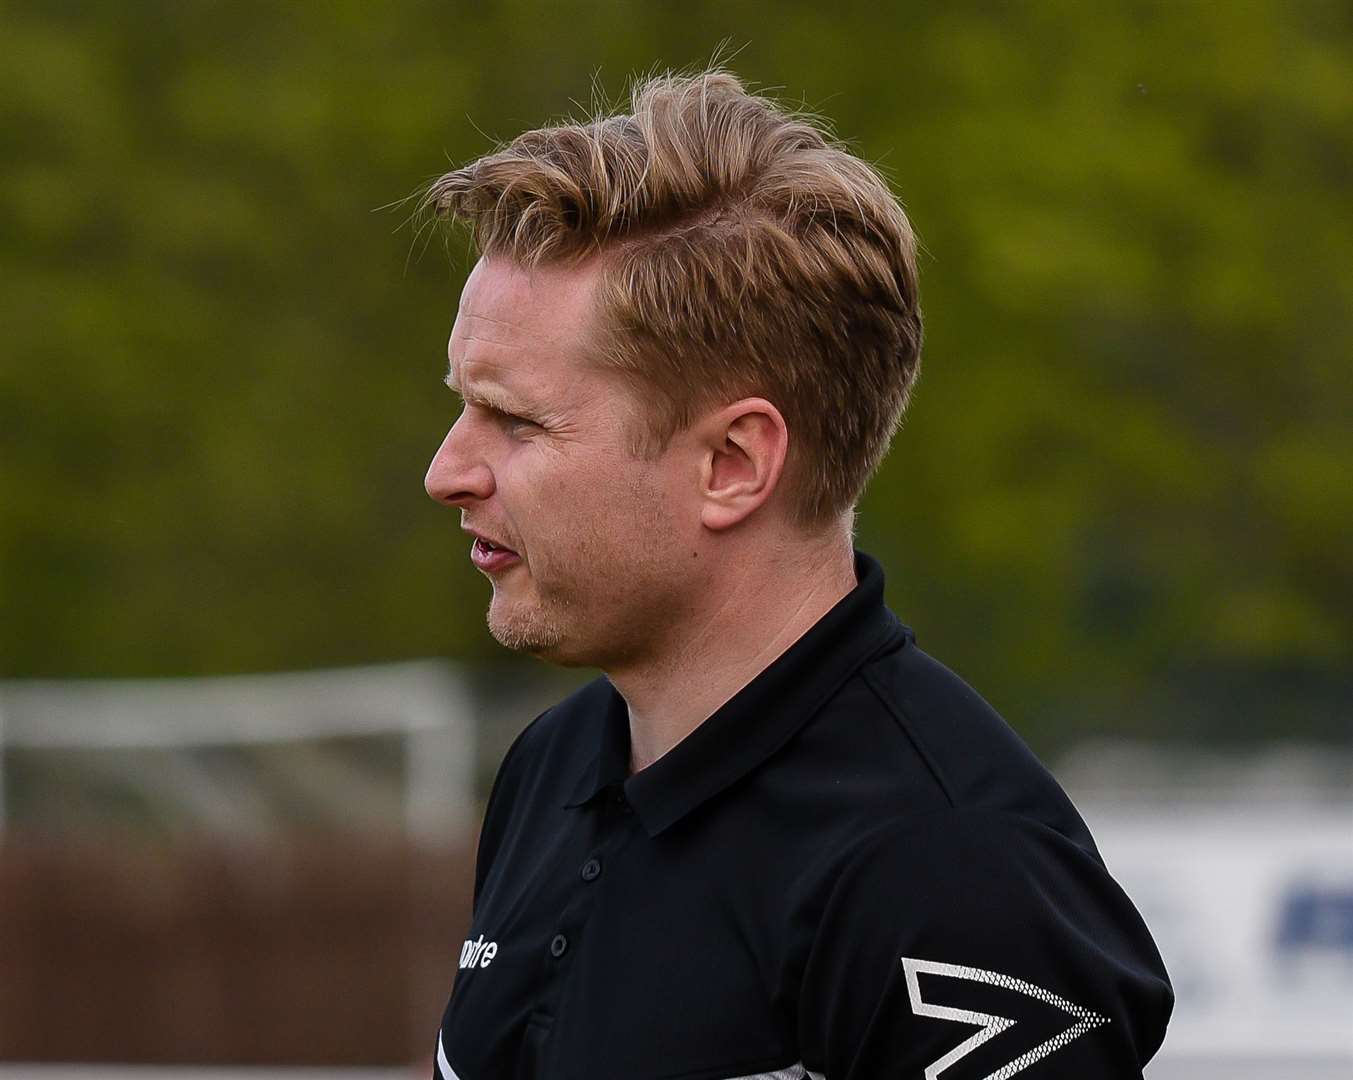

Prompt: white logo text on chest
[{"left": 459, "top": 934, "right": 498, "bottom": 970}]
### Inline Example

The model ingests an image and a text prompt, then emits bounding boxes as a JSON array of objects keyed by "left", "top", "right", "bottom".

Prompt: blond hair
[{"left": 424, "top": 68, "right": 922, "bottom": 527}]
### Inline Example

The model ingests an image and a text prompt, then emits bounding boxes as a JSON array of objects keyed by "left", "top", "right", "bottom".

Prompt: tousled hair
[{"left": 423, "top": 67, "right": 922, "bottom": 527}]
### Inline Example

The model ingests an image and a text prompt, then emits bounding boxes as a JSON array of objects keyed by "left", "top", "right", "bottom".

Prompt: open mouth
[{"left": 471, "top": 536, "right": 521, "bottom": 571}]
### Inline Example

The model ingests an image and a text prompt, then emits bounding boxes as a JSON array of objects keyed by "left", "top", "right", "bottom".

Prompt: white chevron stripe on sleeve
[{"left": 901, "top": 957, "right": 1109, "bottom": 1080}]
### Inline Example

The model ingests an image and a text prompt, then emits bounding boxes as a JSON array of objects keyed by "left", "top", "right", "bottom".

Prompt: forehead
[{"left": 447, "top": 257, "right": 603, "bottom": 400}]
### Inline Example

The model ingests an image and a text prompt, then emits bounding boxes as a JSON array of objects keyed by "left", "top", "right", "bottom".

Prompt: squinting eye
[{"left": 498, "top": 412, "right": 537, "bottom": 435}]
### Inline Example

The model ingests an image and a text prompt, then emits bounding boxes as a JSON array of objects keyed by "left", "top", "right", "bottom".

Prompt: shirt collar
[{"left": 562, "top": 549, "right": 908, "bottom": 837}]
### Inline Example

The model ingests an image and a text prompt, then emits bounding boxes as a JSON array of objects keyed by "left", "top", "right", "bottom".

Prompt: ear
[{"left": 697, "top": 398, "right": 790, "bottom": 531}]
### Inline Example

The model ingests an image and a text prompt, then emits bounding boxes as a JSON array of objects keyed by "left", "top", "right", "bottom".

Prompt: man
[{"left": 422, "top": 68, "right": 1172, "bottom": 1079}]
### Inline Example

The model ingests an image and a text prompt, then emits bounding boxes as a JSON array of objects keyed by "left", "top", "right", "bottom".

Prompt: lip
[{"left": 467, "top": 533, "right": 521, "bottom": 574}]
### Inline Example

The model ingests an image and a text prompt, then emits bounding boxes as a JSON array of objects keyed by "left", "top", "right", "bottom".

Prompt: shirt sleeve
[{"left": 795, "top": 809, "right": 1173, "bottom": 1079}]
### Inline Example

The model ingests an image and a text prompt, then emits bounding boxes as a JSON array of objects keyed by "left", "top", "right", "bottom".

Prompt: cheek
[
  {"left": 613, "top": 470, "right": 688, "bottom": 551},
  {"left": 510, "top": 459, "right": 611, "bottom": 557},
  {"left": 520, "top": 448, "right": 687, "bottom": 558}
]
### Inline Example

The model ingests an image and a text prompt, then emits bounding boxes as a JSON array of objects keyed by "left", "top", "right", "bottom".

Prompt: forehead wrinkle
[
  {"left": 453, "top": 311, "right": 547, "bottom": 359},
  {"left": 460, "top": 310, "right": 546, "bottom": 337},
  {"left": 447, "top": 322, "right": 529, "bottom": 369},
  {"left": 456, "top": 325, "right": 532, "bottom": 353}
]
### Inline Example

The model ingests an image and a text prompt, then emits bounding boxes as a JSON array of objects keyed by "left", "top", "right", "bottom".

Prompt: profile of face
[{"left": 424, "top": 257, "right": 713, "bottom": 669}]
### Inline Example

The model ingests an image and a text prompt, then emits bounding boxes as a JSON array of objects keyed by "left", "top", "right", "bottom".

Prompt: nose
[{"left": 424, "top": 418, "right": 494, "bottom": 507}]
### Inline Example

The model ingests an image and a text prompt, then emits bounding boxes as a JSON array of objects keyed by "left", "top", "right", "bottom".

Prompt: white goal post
[{"left": 0, "top": 660, "right": 475, "bottom": 842}]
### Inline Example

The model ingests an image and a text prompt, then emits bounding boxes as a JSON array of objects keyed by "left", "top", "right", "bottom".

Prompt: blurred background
[{"left": 1, "top": 1, "right": 1349, "bottom": 1077}]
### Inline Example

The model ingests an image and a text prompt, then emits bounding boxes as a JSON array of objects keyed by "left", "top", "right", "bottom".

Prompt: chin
[
  {"left": 486, "top": 601, "right": 571, "bottom": 660},
  {"left": 488, "top": 609, "right": 626, "bottom": 670}
]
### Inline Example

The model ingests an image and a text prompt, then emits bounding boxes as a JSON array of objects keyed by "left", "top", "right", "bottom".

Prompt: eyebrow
[{"left": 443, "top": 369, "right": 539, "bottom": 418}]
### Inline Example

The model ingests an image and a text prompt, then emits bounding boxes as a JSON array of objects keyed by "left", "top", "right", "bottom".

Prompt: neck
[{"left": 609, "top": 536, "right": 858, "bottom": 774}]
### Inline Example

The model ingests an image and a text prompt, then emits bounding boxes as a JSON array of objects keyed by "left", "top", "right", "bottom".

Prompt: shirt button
[
  {"left": 613, "top": 791, "right": 633, "bottom": 815},
  {"left": 549, "top": 933, "right": 568, "bottom": 958},
  {"left": 580, "top": 857, "right": 602, "bottom": 882}
]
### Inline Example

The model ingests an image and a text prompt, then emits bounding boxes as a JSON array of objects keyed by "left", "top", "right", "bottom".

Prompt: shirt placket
[{"left": 533, "top": 782, "right": 640, "bottom": 1075}]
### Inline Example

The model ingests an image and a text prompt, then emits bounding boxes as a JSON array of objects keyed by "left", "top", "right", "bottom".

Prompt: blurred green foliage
[{"left": 2, "top": 0, "right": 1349, "bottom": 749}]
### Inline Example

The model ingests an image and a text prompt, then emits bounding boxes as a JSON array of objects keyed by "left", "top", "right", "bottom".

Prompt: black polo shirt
[{"left": 434, "top": 550, "right": 1172, "bottom": 1079}]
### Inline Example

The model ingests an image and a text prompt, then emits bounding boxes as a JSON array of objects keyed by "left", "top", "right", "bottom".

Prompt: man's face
[{"left": 425, "top": 257, "right": 705, "bottom": 667}]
